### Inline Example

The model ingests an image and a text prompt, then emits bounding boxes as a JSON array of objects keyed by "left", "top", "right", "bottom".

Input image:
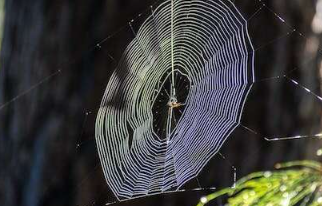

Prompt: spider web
[
  {"left": 96, "top": 0, "right": 254, "bottom": 201},
  {"left": 0, "top": 0, "right": 322, "bottom": 205}
]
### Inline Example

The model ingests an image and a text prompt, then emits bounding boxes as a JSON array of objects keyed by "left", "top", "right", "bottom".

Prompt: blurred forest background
[{"left": 0, "top": 0, "right": 322, "bottom": 206}]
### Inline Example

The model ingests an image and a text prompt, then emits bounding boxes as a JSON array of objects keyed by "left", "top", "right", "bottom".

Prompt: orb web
[{"left": 95, "top": 0, "right": 255, "bottom": 200}]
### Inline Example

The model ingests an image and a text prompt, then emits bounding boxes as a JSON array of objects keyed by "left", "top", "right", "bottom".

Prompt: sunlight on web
[{"left": 95, "top": 0, "right": 254, "bottom": 201}]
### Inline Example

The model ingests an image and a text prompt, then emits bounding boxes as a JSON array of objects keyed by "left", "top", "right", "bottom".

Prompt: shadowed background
[{"left": 0, "top": 0, "right": 322, "bottom": 206}]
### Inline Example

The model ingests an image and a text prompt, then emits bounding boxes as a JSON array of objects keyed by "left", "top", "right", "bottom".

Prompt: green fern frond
[{"left": 196, "top": 161, "right": 322, "bottom": 206}]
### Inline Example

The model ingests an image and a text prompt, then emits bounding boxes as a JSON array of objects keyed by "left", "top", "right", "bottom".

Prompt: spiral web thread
[{"left": 95, "top": 0, "right": 254, "bottom": 200}]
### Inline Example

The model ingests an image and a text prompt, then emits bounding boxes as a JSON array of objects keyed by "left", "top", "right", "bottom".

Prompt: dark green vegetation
[{"left": 197, "top": 161, "right": 322, "bottom": 206}]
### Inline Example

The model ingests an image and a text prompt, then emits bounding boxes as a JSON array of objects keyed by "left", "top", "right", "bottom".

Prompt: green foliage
[{"left": 196, "top": 161, "right": 322, "bottom": 206}]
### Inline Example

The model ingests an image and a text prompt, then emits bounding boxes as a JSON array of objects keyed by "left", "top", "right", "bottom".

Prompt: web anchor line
[
  {"left": 252, "top": 71, "right": 322, "bottom": 142},
  {"left": 254, "top": 0, "right": 322, "bottom": 55},
  {"left": 254, "top": 29, "right": 295, "bottom": 52},
  {"left": 240, "top": 124, "right": 322, "bottom": 142},
  {"left": 0, "top": 69, "right": 62, "bottom": 111},
  {"left": 76, "top": 110, "right": 92, "bottom": 150},
  {"left": 218, "top": 152, "right": 237, "bottom": 188},
  {"left": 247, "top": 5, "right": 265, "bottom": 22},
  {"left": 255, "top": 72, "right": 322, "bottom": 103}
]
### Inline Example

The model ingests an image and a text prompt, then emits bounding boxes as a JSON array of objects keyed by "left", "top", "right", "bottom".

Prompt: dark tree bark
[
  {"left": 0, "top": 0, "right": 152, "bottom": 205},
  {"left": 0, "top": 0, "right": 321, "bottom": 206}
]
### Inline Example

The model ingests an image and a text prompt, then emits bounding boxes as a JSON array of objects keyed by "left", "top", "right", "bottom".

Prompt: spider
[{"left": 167, "top": 96, "right": 184, "bottom": 108}]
